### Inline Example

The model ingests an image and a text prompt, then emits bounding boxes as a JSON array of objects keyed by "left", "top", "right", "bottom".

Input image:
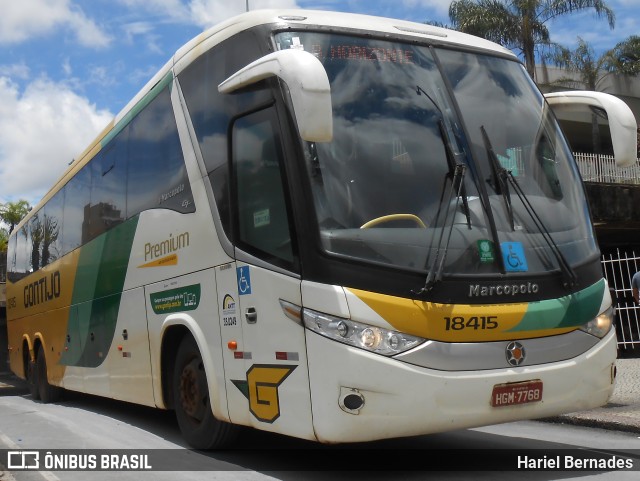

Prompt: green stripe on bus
[
  {"left": 60, "top": 216, "right": 140, "bottom": 368},
  {"left": 508, "top": 279, "right": 605, "bottom": 332}
]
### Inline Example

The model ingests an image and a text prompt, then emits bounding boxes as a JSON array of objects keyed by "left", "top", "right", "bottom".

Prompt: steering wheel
[{"left": 360, "top": 214, "right": 426, "bottom": 229}]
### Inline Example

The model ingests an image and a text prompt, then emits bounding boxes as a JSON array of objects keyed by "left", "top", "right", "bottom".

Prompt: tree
[
  {"left": 41, "top": 215, "right": 59, "bottom": 267},
  {"left": 30, "top": 215, "right": 43, "bottom": 272},
  {"left": 0, "top": 228, "right": 7, "bottom": 254},
  {"left": 0, "top": 200, "right": 31, "bottom": 279},
  {"left": 0, "top": 200, "right": 31, "bottom": 235},
  {"left": 448, "top": 0, "right": 615, "bottom": 80},
  {"left": 546, "top": 36, "right": 640, "bottom": 154},
  {"left": 607, "top": 35, "right": 640, "bottom": 76}
]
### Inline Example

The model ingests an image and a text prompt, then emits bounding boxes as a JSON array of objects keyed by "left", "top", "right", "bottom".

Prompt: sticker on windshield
[
  {"left": 501, "top": 242, "right": 528, "bottom": 272},
  {"left": 477, "top": 240, "right": 495, "bottom": 264},
  {"left": 254, "top": 208, "right": 270, "bottom": 228},
  {"left": 290, "top": 37, "right": 304, "bottom": 50}
]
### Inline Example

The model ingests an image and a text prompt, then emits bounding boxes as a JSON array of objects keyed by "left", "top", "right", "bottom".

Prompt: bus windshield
[{"left": 275, "top": 32, "right": 597, "bottom": 278}]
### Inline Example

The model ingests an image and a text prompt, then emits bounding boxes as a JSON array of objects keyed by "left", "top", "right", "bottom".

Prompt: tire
[
  {"left": 173, "top": 335, "right": 237, "bottom": 449},
  {"left": 27, "top": 358, "right": 40, "bottom": 400},
  {"left": 36, "top": 345, "right": 62, "bottom": 403}
]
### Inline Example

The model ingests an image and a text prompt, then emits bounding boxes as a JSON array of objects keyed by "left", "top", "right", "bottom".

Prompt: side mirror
[
  {"left": 544, "top": 91, "right": 637, "bottom": 168},
  {"left": 218, "top": 49, "right": 333, "bottom": 142}
]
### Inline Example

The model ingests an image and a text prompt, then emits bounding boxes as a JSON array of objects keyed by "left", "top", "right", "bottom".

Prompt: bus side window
[
  {"left": 128, "top": 86, "right": 194, "bottom": 217},
  {"left": 63, "top": 165, "right": 91, "bottom": 251},
  {"left": 90, "top": 134, "right": 127, "bottom": 239},
  {"left": 42, "top": 189, "right": 65, "bottom": 268},
  {"left": 178, "top": 30, "right": 271, "bottom": 240},
  {"left": 231, "top": 107, "right": 296, "bottom": 268},
  {"left": 7, "top": 234, "right": 17, "bottom": 282}
]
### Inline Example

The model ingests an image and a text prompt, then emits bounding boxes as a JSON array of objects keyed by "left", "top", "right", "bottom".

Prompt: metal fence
[
  {"left": 601, "top": 249, "right": 640, "bottom": 351},
  {"left": 575, "top": 152, "right": 640, "bottom": 184}
]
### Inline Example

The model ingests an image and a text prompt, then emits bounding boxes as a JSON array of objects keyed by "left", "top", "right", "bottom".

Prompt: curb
[
  {"left": 540, "top": 392, "right": 640, "bottom": 435},
  {"left": 542, "top": 412, "right": 640, "bottom": 435}
]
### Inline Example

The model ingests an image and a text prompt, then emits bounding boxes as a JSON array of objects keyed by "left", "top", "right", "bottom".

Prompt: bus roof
[{"left": 16, "top": 9, "right": 516, "bottom": 233}]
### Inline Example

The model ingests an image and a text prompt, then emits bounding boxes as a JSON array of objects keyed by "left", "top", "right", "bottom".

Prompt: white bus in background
[{"left": 5, "top": 9, "right": 637, "bottom": 449}]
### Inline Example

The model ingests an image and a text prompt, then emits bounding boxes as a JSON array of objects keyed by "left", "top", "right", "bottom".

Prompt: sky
[{"left": 0, "top": 0, "right": 637, "bottom": 207}]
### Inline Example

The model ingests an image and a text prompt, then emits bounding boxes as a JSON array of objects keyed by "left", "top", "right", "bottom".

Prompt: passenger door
[{"left": 217, "top": 105, "right": 314, "bottom": 440}]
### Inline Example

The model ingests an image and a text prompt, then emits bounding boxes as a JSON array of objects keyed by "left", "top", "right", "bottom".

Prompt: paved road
[
  {"left": 0, "top": 357, "right": 639, "bottom": 479},
  {"left": 0, "top": 390, "right": 639, "bottom": 480}
]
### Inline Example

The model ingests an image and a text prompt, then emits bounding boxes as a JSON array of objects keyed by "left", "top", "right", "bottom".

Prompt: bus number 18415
[{"left": 444, "top": 316, "right": 498, "bottom": 331}]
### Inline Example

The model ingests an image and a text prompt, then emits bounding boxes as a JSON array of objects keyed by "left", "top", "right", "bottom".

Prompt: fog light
[{"left": 339, "top": 387, "right": 365, "bottom": 415}]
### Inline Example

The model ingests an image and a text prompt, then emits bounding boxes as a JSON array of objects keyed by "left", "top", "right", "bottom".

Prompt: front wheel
[{"left": 173, "top": 335, "right": 237, "bottom": 449}]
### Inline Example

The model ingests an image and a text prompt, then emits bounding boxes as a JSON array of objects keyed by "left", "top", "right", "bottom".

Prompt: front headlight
[
  {"left": 303, "top": 308, "right": 426, "bottom": 356},
  {"left": 579, "top": 306, "right": 614, "bottom": 338}
]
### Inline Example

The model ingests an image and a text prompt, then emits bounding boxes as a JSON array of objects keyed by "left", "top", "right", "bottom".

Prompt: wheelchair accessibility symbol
[
  {"left": 237, "top": 266, "right": 252, "bottom": 295},
  {"left": 501, "top": 242, "right": 528, "bottom": 272}
]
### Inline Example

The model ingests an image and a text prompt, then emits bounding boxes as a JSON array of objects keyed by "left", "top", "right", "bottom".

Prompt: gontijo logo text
[{"left": 24, "top": 271, "right": 61, "bottom": 308}]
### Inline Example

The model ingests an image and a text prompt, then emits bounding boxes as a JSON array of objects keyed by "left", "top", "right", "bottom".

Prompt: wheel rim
[{"left": 179, "top": 358, "right": 208, "bottom": 422}]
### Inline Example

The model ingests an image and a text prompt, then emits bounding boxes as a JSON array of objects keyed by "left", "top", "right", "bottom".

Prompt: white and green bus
[{"left": 5, "top": 9, "right": 638, "bottom": 449}]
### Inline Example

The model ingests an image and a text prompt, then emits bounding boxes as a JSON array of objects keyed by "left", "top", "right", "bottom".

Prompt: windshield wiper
[
  {"left": 481, "top": 126, "right": 577, "bottom": 289},
  {"left": 505, "top": 171, "right": 577, "bottom": 288},
  {"left": 481, "top": 125, "right": 515, "bottom": 231},
  {"left": 440, "top": 120, "right": 471, "bottom": 229},
  {"left": 410, "top": 87, "right": 473, "bottom": 296},
  {"left": 415, "top": 85, "right": 472, "bottom": 228},
  {"left": 412, "top": 161, "right": 467, "bottom": 296}
]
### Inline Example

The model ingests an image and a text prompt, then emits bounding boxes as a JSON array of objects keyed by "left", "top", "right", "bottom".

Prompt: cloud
[
  {"left": 117, "top": 0, "right": 301, "bottom": 29},
  {"left": 188, "top": 0, "right": 299, "bottom": 28},
  {"left": 123, "top": 21, "right": 155, "bottom": 42},
  {"left": 122, "top": 22, "right": 164, "bottom": 54},
  {"left": 87, "top": 66, "right": 118, "bottom": 88},
  {"left": 0, "top": 77, "right": 112, "bottom": 204},
  {"left": 0, "top": 63, "right": 31, "bottom": 81},
  {"left": 547, "top": 6, "right": 635, "bottom": 55},
  {"left": 116, "top": 0, "right": 193, "bottom": 22},
  {"left": 0, "top": 0, "right": 111, "bottom": 48},
  {"left": 400, "top": 0, "right": 453, "bottom": 17}
]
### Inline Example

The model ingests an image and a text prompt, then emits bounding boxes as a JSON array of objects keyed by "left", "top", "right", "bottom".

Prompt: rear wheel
[
  {"left": 173, "top": 335, "right": 237, "bottom": 449},
  {"left": 36, "top": 345, "right": 62, "bottom": 403},
  {"left": 27, "top": 356, "right": 39, "bottom": 400}
]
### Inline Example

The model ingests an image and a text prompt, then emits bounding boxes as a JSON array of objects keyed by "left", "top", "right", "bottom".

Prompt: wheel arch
[
  {"left": 21, "top": 336, "right": 32, "bottom": 379},
  {"left": 21, "top": 333, "right": 46, "bottom": 376},
  {"left": 159, "top": 316, "right": 228, "bottom": 421}
]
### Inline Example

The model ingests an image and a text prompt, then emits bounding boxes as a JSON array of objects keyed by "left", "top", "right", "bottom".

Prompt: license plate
[{"left": 491, "top": 380, "right": 543, "bottom": 407}]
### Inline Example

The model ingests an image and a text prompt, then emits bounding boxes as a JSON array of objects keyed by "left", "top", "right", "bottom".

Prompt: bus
[{"left": 5, "top": 9, "right": 638, "bottom": 449}]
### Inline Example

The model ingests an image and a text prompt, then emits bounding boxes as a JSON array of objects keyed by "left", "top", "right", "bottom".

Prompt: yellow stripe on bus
[
  {"left": 137, "top": 253, "right": 178, "bottom": 268},
  {"left": 346, "top": 288, "right": 576, "bottom": 342}
]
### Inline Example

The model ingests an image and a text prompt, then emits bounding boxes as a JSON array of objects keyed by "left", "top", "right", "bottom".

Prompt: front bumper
[{"left": 306, "top": 328, "right": 617, "bottom": 443}]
